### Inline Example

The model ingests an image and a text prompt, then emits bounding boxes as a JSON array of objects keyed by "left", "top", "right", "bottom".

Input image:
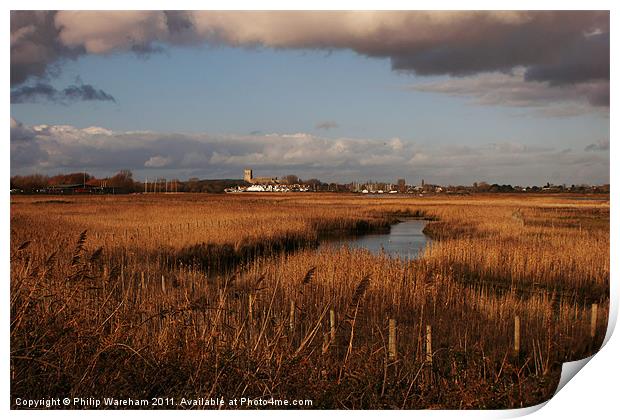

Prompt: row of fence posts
[
  {"left": 153, "top": 286, "right": 600, "bottom": 360},
  {"left": 383, "top": 305, "right": 599, "bottom": 371},
  {"left": 285, "top": 301, "right": 600, "bottom": 367},
  {"left": 386, "top": 320, "right": 433, "bottom": 364},
  {"left": 285, "top": 309, "right": 436, "bottom": 367},
  {"left": 512, "top": 303, "right": 599, "bottom": 356}
]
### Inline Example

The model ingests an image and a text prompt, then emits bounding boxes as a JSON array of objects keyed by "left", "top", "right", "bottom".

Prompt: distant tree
[
  {"left": 305, "top": 178, "right": 321, "bottom": 191},
  {"left": 119, "top": 169, "right": 133, "bottom": 179},
  {"left": 185, "top": 177, "right": 201, "bottom": 193},
  {"left": 10, "top": 174, "right": 49, "bottom": 192},
  {"left": 476, "top": 181, "right": 491, "bottom": 192},
  {"left": 109, "top": 169, "right": 135, "bottom": 192},
  {"left": 49, "top": 172, "right": 93, "bottom": 186},
  {"left": 283, "top": 174, "right": 299, "bottom": 185}
]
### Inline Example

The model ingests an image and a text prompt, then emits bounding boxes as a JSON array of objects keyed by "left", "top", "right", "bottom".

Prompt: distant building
[
  {"left": 243, "top": 168, "right": 279, "bottom": 184},
  {"left": 244, "top": 169, "right": 253, "bottom": 183},
  {"left": 350, "top": 181, "right": 363, "bottom": 192},
  {"left": 397, "top": 178, "right": 406, "bottom": 193}
]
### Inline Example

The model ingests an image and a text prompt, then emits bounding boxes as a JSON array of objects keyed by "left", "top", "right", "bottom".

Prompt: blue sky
[
  {"left": 13, "top": 47, "right": 608, "bottom": 143},
  {"left": 10, "top": 11, "right": 610, "bottom": 185}
]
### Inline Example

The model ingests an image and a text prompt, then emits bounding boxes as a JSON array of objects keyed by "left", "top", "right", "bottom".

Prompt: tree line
[{"left": 10, "top": 170, "right": 138, "bottom": 193}]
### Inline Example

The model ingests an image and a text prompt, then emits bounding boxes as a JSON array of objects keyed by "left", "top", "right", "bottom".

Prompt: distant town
[{"left": 10, "top": 168, "right": 610, "bottom": 195}]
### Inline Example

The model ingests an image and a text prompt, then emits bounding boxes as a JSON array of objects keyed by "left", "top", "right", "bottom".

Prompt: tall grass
[{"left": 10, "top": 193, "right": 609, "bottom": 408}]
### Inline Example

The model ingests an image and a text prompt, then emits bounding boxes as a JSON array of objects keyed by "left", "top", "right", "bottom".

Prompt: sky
[{"left": 10, "top": 11, "right": 610, "bottom": 185}]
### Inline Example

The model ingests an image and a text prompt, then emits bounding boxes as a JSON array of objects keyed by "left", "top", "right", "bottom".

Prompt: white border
[{"left": 4, "top": 1, "right": 616, "bottom": 419}]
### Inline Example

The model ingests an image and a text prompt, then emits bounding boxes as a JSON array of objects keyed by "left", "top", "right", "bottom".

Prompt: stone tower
[{"left": 244, "top": 169, "right": 253, "bottom": 183}]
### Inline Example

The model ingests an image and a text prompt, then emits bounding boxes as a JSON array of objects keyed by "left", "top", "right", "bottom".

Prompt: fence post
[
  {"left": 330, "top": 309, "right": 336, "bottom": 342},
  {"left": 514, "top": 315, "right": 521, "bottom": 354},
  {"left": 289, "top": 299, "right": 295, "bottom": 334},
  {"left": 248, "top": 293, "right": 254, "bottom": 325},
  {"left": 323, "top": 333, "right": 330, "bottom": 354},
  {"left": 590, "top": 303, "right": 598, "bottom": 339},
  {"left": 425, "top": 325, "right": 432, "bottom": 365},
  {"left": 121, "top": 265, "right": 125, "bottom": 295},
  {"left": 161, "top": 274, "right": 166, "bottom": 294},
  {"left": 388, "top": 319, "right": 397, "bottom": 361}
]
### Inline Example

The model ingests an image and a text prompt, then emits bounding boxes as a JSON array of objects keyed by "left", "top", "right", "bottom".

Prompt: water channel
[{"left": 319, "top": 218, "right": 430, "bottom": 259}]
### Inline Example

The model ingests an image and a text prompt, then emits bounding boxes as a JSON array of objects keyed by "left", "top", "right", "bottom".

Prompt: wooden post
[
  {"left": 121, "top": 266, "right": 125, "bottom": 295},
  {"left": 514, "top": 315, "right": 520, "bottom": 354},
  {"left": 330, "top": 309, "right": 336, "bottom": 342},
  {"left": 248, "top": 293, "right": 254, "bottom": 325},
  {"left": 425, "top": 325, "right": 433, "bottom": 365},
  {"left": 388, "top": 319, "right": 397, "bottom": 361},
  {"left": 161, "top": 274, "right": 166, "bottom": 293},
  {"left": 140, "top": 272, "right": 145, "bottom": 289},
  {"left": 590, "top": 303, "right": 598, "bottom": 339},
  {"left": 289, "top": 299, "right": 295, "bottom": 334}
]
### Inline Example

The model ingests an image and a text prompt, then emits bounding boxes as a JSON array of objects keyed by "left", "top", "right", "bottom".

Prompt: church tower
[{"left": 244, "top": 169, "right": 253, "bottom": 183}]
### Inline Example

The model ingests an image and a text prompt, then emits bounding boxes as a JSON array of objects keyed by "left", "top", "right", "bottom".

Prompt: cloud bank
[
  {"left": 11, "top": 11, "right": 609, "bottom": 108},
  {"left": 10, "top": 118, "right": 609, "bottom": 186},
  {"left": 409, "top": 69, "right": 609, "bottom": 117},
  {"left": 11, "top": 82, "right": 116, "bottom": 104}
]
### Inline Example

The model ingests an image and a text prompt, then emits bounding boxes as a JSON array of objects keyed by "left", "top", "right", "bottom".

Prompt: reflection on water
[{"left": 320, "top": 219, "right": 430, "bottom": 259}]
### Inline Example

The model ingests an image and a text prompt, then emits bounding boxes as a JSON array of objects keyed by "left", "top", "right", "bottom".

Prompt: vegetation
[
  {"left": 10, "top": 170, "right": 139, "bottom": 193},
  {"left": 11, "top": 171, "right": 610, "bottom": 195},
  {"left": 10, "top": 193, "right": 609, "bottom": 409}
]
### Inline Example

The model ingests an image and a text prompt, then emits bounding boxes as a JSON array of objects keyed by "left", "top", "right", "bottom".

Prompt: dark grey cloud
[
  {"left": 585, "top": 140, "right": 610, "bottom": 152},
  {"left": 62, "top": 83, "right": 116, "bottom": 102},
  {"left": 10, "top": 118, "right": 49, "bottom": 167},
  {"left": 11, "top": 11, "right": 117, "bottom": 103},
  {"left": 316, "top": 121, "right": 339, "bottom": 130},
  {"left": 11, "top": 11, "right": 609, "bottom": 107},
  {"left": 410, "top": 70, "right": 609, "bottom": 116},
  {"left": 10, "top": 83, "right": 57, "bottom": 104},
  {"left": 524, "top": 32, "right": 609, "bottom": 86},
  {"left": 10, "top": 117, "right": 36, "bottom": 141},
  {"left": 11, "top": 11, "right": 192, "bottom": 86},
  {"left": 10, "top": 11, "right": 82, "bottom": 86},
  {"left": 387, "top": 12, "right": 608, "bottom": 89},
  {"left": 163, "top": 11, "right": 195, "bottom": 35},
  {"left": 11, "top": 82, "right": 116, "bottom": 104}
]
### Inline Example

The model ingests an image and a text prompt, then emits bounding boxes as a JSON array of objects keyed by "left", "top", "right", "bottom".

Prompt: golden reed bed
[{"left": 10, "top": 193, "right": 609, "bottom": 409}]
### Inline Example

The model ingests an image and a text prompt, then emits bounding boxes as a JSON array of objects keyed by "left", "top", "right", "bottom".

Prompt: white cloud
[
  {"left": 144, "top": 155, "right": 172, "bottom": 168},
  {"left": 10, "top": 118, "right": 609, "bottom": 185}
]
